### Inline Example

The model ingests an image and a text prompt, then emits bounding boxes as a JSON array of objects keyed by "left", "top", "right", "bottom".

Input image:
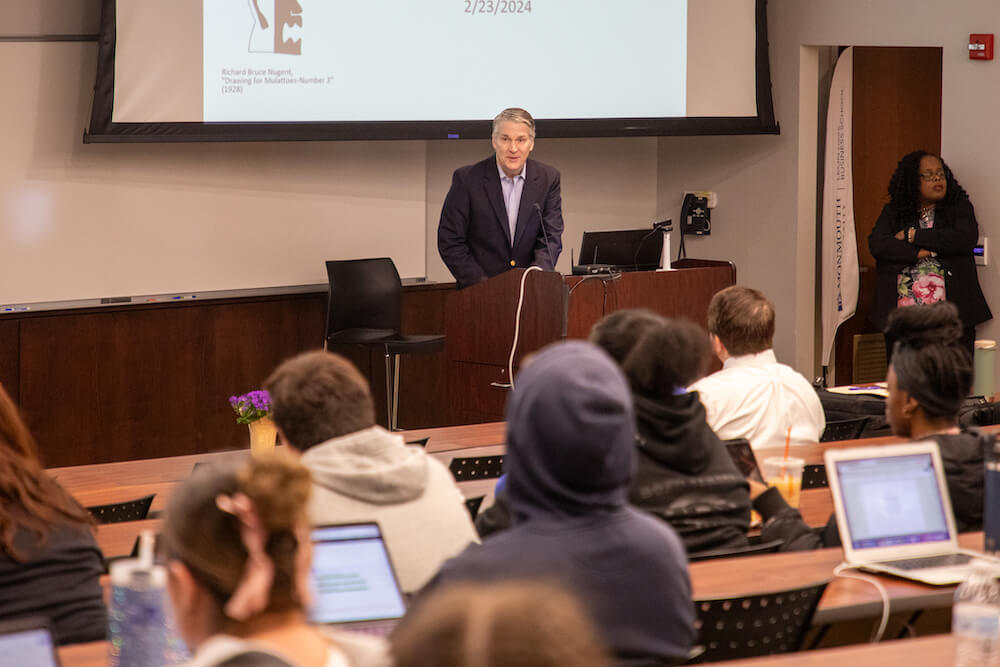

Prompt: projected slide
[{"left": 203, "top": 0, "right": 687, "bottom": 122}]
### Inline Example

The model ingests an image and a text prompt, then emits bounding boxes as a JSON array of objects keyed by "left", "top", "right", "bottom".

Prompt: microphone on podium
[{"left": 533, "top": 202, "right": 555, "bottom": 271}]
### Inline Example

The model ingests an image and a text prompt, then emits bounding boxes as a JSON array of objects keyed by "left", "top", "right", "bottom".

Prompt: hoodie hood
[
  {"left": 633, "top": 392, "right": 713, "bottom": 475},
  {"left": 301, "top": 426, "right": 428, "bottom": 504},
  {"left": 504, "top": 341, "right": 637, "bottom": 519}
]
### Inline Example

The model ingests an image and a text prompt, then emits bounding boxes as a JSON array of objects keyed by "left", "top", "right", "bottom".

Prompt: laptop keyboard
[
  {"left": 344, "top": 619, "right": 398, "bottom": 637},
  {"left": 879, "top": 553, "right": 973, "bottom": 571}
]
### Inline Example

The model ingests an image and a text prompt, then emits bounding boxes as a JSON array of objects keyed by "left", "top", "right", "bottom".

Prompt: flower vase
[{"left": 247, "top": 416, "right": 277, "bottom": 455}]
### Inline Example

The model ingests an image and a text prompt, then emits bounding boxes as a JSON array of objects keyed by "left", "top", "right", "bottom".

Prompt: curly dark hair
[
  {"left": 887, "top": 150, "right": 968, "bottom": 228},
  {"left": 589, "top": 309, "right": 710, "bottom": 400},
  {"left": 885, "top": 301, "right": 971, "bottom": 420}
]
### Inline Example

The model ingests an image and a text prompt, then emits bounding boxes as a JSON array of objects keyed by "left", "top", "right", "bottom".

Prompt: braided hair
[
  {"left": 886, "top": 302, "right": 971, "bottom": 419},
  {"left": 887, "top": 151, "right": 969, "bottom": 230}
]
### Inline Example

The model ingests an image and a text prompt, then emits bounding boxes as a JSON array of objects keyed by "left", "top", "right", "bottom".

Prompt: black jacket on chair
[
  {"left": 437, "top": 156, "right": 563, "bottom": 288},
  {"left": 868, "top": 199, "right": 991, "bottom": 330}
]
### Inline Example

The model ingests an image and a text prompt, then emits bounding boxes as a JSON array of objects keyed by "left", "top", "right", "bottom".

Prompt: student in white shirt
[{"left": 689, "top": 286, "right": 824, "bottom": 449}]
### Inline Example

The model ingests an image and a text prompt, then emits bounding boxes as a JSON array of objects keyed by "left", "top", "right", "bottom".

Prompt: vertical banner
[{"left": 821, "top": 47, "right": 860, "bottom": 370}]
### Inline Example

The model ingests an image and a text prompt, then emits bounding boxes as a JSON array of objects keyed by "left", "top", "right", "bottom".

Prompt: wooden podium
[
  {"left": 444, "top": 259, "right": 735, "bottom": 425},
  {"left": 445, "top": 269, "right": 565, "bottom": 424}
]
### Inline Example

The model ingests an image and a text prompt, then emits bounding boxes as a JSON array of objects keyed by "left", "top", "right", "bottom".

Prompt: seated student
[
  {"left": 689, "top": 286, "right": 825, "bottom": 449},
  {"left": 0, "top": 382, "right": 106, "bottom": 645},
  {"left": 265, "top": 350, "right": 477, "bottom": 594},
  {"left": 391, "top": 581, "right": 610, "bottom": 667},
  {"left": 884, "top": 301, "right": 984, "bottom": 531},
  {"left": 161, "top": 451, "right": 387, "bottom": 667},
  {"left": 426, "top": 341, "right": 696, "bottom": 666},
  {"left": 590, "top": 309, "right": 821, "bottom": 554}
]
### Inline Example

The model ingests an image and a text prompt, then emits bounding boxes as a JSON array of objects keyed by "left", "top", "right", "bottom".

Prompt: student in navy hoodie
[{"left": 425, "top": 341, "right": 696, "bottom": 666}]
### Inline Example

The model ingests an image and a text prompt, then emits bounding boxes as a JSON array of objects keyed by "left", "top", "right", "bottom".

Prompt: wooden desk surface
[
  {"left": 57, "top": 634, "right": 958, "bottom": 667},
  {"left": 95, "top": 519, "right": 162, "bottom": 559},
  {"left": 709, "top": 634, "right": 954, "bottom": 666},
  {"left": 692, "top": 532, "right": 984, "bottom": 625},
  {"left": 57, "top": 422, "right": 991, "bottom": 634}
]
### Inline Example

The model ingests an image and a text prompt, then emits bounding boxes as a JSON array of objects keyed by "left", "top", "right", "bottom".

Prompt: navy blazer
[
  {"left": 868, "top": 199, "right": 991, "bottom": 329},
  {"left": 438, "top": 155, "right": 564, "bottom": 288}
]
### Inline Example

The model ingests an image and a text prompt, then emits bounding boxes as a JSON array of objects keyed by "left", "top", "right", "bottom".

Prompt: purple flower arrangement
[{"left": 229, "top": 390, "right": 272, "bottom": 425}]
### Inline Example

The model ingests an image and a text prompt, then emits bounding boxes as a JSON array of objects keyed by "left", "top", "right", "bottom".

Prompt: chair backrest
[
  {"left": 687, "top": 580, "right": 829, "bottom": 663},
  {"left": 86, "top": 494, "right": 155, "bottom": 524},
  {"left": 820, "top": 416, "right": 868, "bottom": 442},
  {"left": 464, "top": 495, "right": 485, "bottom": 520},
  {"left": 688, "top": 538, "right": 784, "bottom": 563},
  {"left": 324, "top": 258, "right": 402, "bottom": 337},
  {"left": 801, "top": 463, "right": 828, "bottom": 489},
  {"left": 852, "top": 333, "right": 887, "bottom": 384}
]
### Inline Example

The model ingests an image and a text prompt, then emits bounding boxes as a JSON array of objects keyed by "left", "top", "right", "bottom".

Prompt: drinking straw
[{"left": 782, "top": 426, "right": 791, "bottom": 475}]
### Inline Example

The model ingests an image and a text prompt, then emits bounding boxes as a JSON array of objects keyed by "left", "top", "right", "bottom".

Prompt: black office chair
[
  {"left": 464, "top": 496, "right": 485, "bottom": 521},
  {"left": 819, "top": 416, "right": 868, "bottom": 442},
  {"left": 686, "top": 580, "right": 829, "bottom": 663},
  {"left": 324, "top": 259, "right": 444, "bottom": 430},
  {"left": 688, "top": 537, "right": 784, "bottom": 563},
  {"left": 86, "top": 494, "right": 155, "bottom": 525}
]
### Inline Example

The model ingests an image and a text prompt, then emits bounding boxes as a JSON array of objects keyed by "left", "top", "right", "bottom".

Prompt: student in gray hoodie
[{"left": 265, "top": 351, "right": 478, "bottom": 594}]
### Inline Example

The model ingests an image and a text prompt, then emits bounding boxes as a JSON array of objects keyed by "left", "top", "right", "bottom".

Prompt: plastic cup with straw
[{"left": 763, "top": 426, "right": 805, "bottom": 507}]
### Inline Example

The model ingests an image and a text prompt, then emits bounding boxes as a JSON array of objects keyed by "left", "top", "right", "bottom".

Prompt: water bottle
[
  {"left": 108, "top": 532, "right": 187, "bottom": 666},
  {"left": 985, "top": 435, "right": 1000, "bottom": 555},
  {"left": 953, "top": 562, "right": 1000, "bottom": 667}
]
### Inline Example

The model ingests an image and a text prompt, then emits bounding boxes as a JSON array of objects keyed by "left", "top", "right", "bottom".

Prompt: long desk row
[
  {"left": 53, "top": 422, "right": 986, "bottom": 666},
  {"left": 58, "top": 634, "right": 959, "bottom": 666}
]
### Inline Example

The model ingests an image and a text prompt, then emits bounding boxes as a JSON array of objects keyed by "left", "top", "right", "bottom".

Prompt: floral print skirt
[{"left": 897, "top": 258, "right": 946, "bottom": 307}]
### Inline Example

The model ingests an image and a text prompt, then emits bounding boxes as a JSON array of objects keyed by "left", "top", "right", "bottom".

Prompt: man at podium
[{"left": 438, "top": 107, "right": 564, "bottom": 288}]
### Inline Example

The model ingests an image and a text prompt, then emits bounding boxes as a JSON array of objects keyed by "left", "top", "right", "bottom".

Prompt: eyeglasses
[
  {"left": 496, "top": 136, "right": 531, "bottom": 148},
  {"left": 919, "top": 170, "right": 946, "bottom": 182}
]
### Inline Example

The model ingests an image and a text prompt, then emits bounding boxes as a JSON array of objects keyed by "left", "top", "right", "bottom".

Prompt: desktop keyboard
[{"left": 879, "top": 553, "right": 973, "bottom": 571}]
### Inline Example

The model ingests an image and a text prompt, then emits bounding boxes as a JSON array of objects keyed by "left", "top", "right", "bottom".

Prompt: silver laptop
[
  {"left": 826, "top": 441, "right": 998, "bottom": 585},
  {"left": 308, "top": 522, "right": 407, "bottom": 636},
  {"left": 0, "top": 617, "right": 60, "bottom": 667}
]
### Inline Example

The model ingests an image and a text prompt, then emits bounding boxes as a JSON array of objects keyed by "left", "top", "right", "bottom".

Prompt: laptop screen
[
  {"left": 578, "top": 229, "right": 662, "bottom": 271},
  {"left": 308, "top": 523, "right": 407, "bottom": 625},
  {"left": 835, "top": 453, "right": 951, "bottom": 550},
  {"left": 0, "top": 621, "right": 59, "bottom": 667}
]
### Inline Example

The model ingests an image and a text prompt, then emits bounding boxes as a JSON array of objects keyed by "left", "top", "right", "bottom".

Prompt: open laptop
[
  {"left": 826, "top": 441, "right": 999, "bottom": 585},
  {"left": 308, "top": 522, "right": 407, "bottom": 636},
  {"left": 0, "top": 617, "right": 60, "bottom": 667},
  {"left": 576, "top": 229, "right": 663, "bottom": 273}
]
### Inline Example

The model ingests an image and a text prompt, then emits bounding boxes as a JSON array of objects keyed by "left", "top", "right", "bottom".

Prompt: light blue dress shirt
[{"left": 497, "top": 161, "right": 526, "bottom": 246}]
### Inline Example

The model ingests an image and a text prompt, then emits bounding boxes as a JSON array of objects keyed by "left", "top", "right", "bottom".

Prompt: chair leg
[
  {"left": 392, "top": 354, "right": 401, "bottom": 431},
  {"left": 384, "top": 350, "right": 393, "bottom": 430}
]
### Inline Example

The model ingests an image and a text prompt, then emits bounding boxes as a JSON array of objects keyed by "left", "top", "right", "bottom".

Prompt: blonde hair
[
  {"left": 161, "top": 451, "right": 312, "bottom": 616},
  {"left": 492, "top": 108, "right": 536, "bottom": 140},
  {"left": 391, "top": 581, "right": 611, "bottom": 667}
]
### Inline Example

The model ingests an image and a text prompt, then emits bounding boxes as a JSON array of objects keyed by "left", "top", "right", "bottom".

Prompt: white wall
[
  {"left": 656, "top": 0, "right": 1000, "bottom": 380},
  {"left": 11, "top": 0, "right": 1000, "bottom": 382}
]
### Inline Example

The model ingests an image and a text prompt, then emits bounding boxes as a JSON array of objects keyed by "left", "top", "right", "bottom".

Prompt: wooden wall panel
[
  {"left": 17, "top": 294, "right": 325, "bottom": 467},
  {"left": 0, "top": 319, "right": 19, "bottom": 404},
  {"left": 833, "top": 46, "right": 942, "bottom": 384}
]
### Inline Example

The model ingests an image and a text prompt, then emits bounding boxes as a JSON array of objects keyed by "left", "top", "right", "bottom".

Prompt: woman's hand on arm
[
  {"left": 869, "top": 206, "right": 920, "bottom": 264},
  {"left": 912, "top": 200, "right": 979, "bottom": 256}
]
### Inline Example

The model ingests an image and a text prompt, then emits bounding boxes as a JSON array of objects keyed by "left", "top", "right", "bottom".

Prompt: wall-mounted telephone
[{"left": 681, "top": 193, "right": 711, "bottom": 235}]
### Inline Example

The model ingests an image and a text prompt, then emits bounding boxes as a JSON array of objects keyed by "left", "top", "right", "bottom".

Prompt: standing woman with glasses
[{"left": 869, "top": 151, "right": 991, "bottom": 356}]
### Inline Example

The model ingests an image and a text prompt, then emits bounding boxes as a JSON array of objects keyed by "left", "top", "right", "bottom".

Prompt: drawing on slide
[{"left": 248, "top": 0, "right": 302, "bottom": 55}]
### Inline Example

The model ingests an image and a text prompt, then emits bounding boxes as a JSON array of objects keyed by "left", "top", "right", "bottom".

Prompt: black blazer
[
  {"left": 868, "top": 199, "right": 991, "bottom": 329},
  {"left": 438, "top": 156, "right": 564, "bottom": 288}
]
